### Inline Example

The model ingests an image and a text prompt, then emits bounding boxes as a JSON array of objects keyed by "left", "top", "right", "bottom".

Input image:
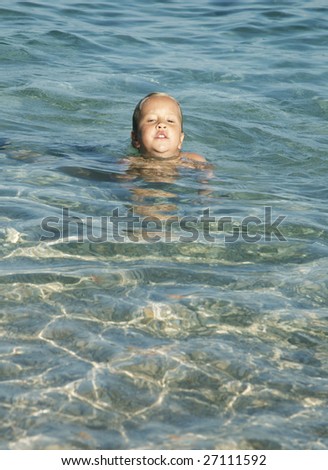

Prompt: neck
[{"left": 140, "top": 153, "right": 181, "bottom": 162}]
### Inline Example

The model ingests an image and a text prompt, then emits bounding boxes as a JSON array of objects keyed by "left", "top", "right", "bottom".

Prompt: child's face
[{"left": 132, "top": 95, "right": 184, "bottom": 159}]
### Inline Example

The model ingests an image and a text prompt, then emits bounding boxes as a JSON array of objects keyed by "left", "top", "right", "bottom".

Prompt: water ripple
[{"left": 1, "top": 0, "right": 328, "bottom": 451}]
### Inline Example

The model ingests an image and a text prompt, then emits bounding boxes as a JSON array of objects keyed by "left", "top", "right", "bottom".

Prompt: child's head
[{"left": 131, "top": 92, "right": 185, "bottom": 159}]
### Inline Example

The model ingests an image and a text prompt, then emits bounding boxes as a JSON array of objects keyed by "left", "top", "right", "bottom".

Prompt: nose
[{"left": 156, "top": 121, "right": 166, "bottom": 129}]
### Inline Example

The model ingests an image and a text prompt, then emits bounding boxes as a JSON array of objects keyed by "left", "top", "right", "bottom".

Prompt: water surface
[{"left": 0, "top": 0, "right": 328, "bottom": 450}]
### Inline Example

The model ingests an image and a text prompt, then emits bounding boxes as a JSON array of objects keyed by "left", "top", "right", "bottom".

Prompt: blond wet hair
[{"left": 132, "top": 92, "right": 183, "bottom": 134}]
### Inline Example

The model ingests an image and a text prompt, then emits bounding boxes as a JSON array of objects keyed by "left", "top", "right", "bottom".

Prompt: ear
[
  {"left": 131, "top": 131, "right": 140, "bottom": 149},
  {"left": 178, "top": 132, "right": 184, "bottom": 150}
]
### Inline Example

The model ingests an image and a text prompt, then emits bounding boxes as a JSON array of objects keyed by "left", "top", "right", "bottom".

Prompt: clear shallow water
[{"left": 1, "top": 0, "right": 328, "bottom": 450}]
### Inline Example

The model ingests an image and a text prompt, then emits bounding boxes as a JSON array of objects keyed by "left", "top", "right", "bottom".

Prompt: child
[
  {"left": 129, "top": 92, "right": 208, "bottom": 173},
  {"left": 123, "top": 92, "right": 212, "bottom": 210}
]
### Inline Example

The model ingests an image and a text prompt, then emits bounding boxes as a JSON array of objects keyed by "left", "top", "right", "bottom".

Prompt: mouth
[{"left": 155, "top": 131, "right": 168, "bottom": 139}]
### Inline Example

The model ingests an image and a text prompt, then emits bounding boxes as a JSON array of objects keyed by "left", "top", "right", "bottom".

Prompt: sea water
[{"left": 0, "top": 0, "right": 327, "bottom": 450}]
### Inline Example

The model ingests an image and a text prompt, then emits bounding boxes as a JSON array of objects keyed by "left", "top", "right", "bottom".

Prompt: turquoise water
[{"left": 1, "top": 0, "right": 328, "bottom": 450}]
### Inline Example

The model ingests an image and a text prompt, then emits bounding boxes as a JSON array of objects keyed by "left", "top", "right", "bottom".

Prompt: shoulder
[
  {"left": 180, "top": 152, "right": 213, "bottom": 170},
  {"left": 181, "top": 152, "right": 206, "bottom": 162},
  {"left": 179, "top": 152, "right": 214, "bottom": 179}
]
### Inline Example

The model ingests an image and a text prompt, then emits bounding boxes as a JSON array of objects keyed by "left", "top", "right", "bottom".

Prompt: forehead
[{"left": 140, "top": 95, "right": 181, "bottom": 116}]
